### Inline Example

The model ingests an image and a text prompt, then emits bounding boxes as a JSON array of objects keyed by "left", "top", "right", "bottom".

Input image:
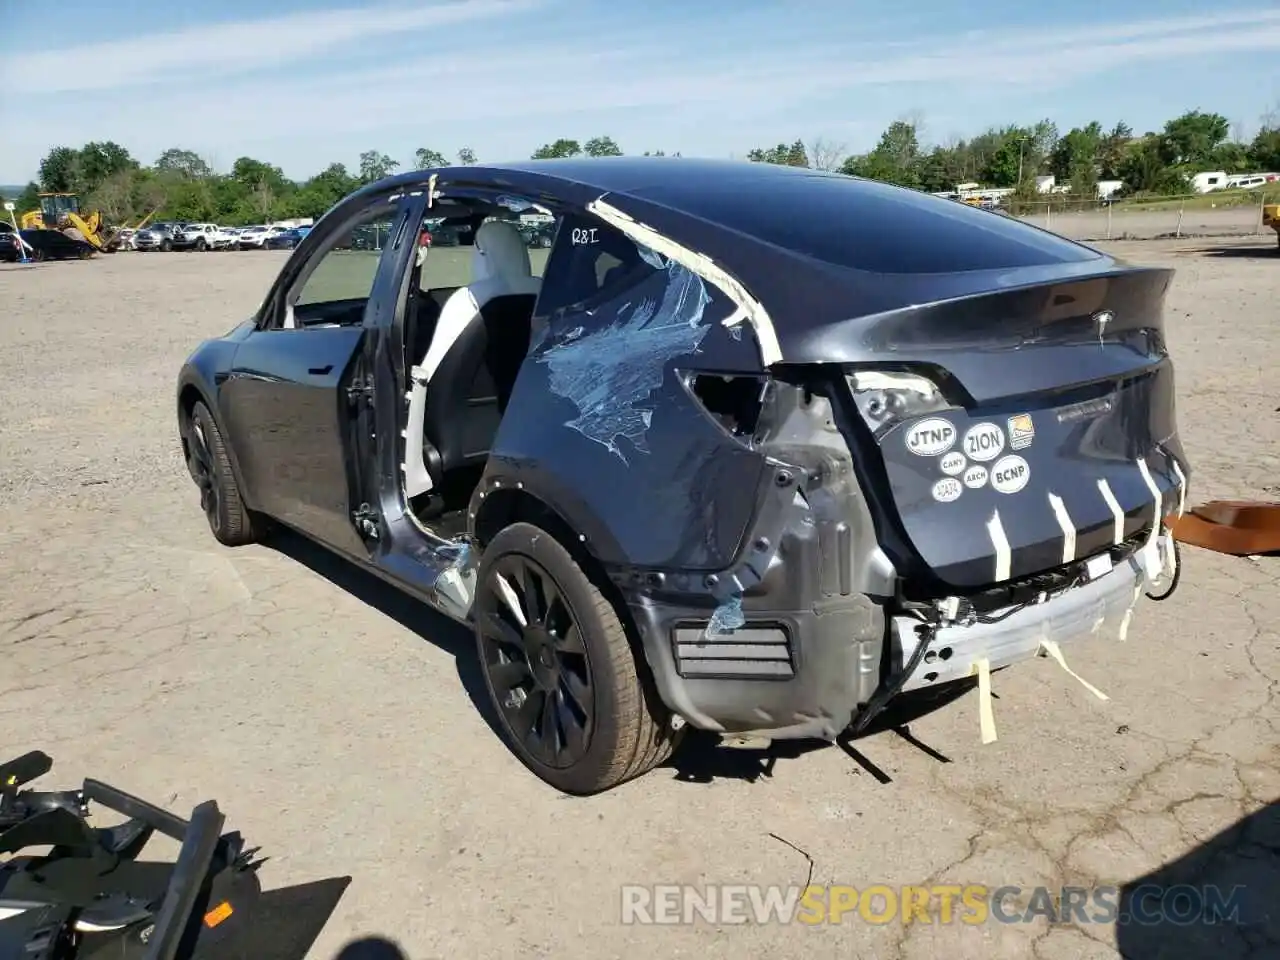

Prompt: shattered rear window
[{"left": 642, "top": 174, "right": 1101, "bottom": 274}]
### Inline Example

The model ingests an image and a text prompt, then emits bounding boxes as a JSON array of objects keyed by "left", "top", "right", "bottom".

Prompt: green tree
[
  {"left": 1159, "top": 110, "right": 1229, "bottom": 166},
  {"left": 38, "top": 146, "right": 81, "bottom": 192},
  {"left": 359, "top": 151, "right": 399, "bottom": 183},
  {"left": 154, "top": 148, "right": 212, "bottom": 179},
  {"left": 842, "top": 121, "right": 922, "bottom": 187},
  {"left": 1049, "top": 123, "right": 1102, "bottom": 181},
  {"left": 584, "top": 136, "right": 623, "bottom": 157},
  {"left": 17, "top": 181, "right": 40, "bottom": 212},
  {"left": 1249, "top": 126, "right": 1280, "bottom": 171},
  {"left": 457, "top": 147, "right": 477, "bottom": 165},
  {"left": 746, "top": 139, "right": 808, "bottom": 166},
  {"left": 413, "top": 148, "right": 447, "bottom": 169},
  {"left": 1098, "top": 122, "right": 1133, "bottom": 179},
  {"left": 75, "top": 142, "right": 137, "bottom": 193},
  {"left": 531, "top": 139, "right": 582, "bottom": 159}
]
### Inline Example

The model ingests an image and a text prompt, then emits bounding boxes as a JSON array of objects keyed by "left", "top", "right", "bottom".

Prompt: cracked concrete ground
[{"left": 1, "top": 238, "right": 1277, "bottom": 959}]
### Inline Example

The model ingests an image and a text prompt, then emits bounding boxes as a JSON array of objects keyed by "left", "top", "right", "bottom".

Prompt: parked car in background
[
  {"left": 236, "top": 225, "right": 289, "bottom": 249},
  {"left": 134, "top": 222, "right": 185, "bottom": 252},
  {"left": 264, "top": 225, "right": 311, "bottom": 250},
  {"left": 172, "top": 223, "right": 221, "bottom": 251},
  {"left": 211, "top": 226, "right": 242, "bottom": 250},
  {"left": 0, "top": 226, "right": 95, "bottom": 261}
]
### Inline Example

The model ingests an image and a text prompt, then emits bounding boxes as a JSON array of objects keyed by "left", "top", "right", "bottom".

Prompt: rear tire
[
  {"left": 195, "top": 237, "right": 206, "bottom": 251},
  {"left": 186, "top": 401, "right": 260, "bottom": 546},
  {"left": 474, "top": 522, "right": 682, "bottom": 794}
]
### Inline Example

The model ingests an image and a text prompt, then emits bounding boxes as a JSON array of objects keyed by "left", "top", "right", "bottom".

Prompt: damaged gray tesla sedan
[{"left": 175, "top": 157, "right": 1189, "bottom": 794}]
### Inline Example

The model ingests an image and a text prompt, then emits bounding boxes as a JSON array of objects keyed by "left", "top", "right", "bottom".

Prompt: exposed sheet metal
[{"left": 586, "top": 195, "right": 783, "bottom": 366}]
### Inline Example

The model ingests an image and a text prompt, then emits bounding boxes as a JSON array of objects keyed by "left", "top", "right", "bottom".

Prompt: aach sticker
[
  {"left": 904, "top": 418, "right": 957, "bottom": 457},
  {"left": 939, "top": 451, "right": 967, "bottom": 476},
  {"left": 991, "top": 455, "right": 1030, "bottom": 494},
  {"left": 963, "top": 464, "right": 989, "bottom": 489},
  {"left": 932, "top": 477, "right": 963, "bottom": 503},
  {"left": 1008, "top": 413, "right": 1035, "bottom": 450},
  {"left": 963, "top": 422, "right": 1006, "bottom": 462}
]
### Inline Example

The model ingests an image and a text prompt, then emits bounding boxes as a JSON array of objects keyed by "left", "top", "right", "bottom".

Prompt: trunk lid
[{"left": 844, "top": 268, "right": 1187, "bottom": 590}]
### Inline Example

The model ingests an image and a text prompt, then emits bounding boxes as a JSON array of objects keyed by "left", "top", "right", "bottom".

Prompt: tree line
[{"left": 4, "top": 108, "right": 1277, "bottom": 228}]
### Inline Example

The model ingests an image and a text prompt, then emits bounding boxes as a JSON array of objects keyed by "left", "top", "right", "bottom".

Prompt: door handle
[{"left": 308, "top": 364, "right": 333, "bottom": 376}]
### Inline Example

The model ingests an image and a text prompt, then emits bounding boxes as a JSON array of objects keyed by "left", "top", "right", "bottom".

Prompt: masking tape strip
[
  {"left": 1170, "top": 458, "right": 1187, "bottom": 517},
  {"left": 1118, "top": 583, "right": 1141, "bottom": 641},
  {"left": 1047, "top": 493, "right": 1076, "bottom": 564},
  {"left": 1097, "top": 479, "right": 1124, "bottom": 545},
  {"left": 1039, "top": 639, "right": 1109, "bottom": 701},
  {"left": 1135, "top": 458, "right": 1163, "bottom": 577},
  {"left": 973, "top": 656, "right": 997, "bottom": 744},
  {"left": 987, "top": 511, "right": 1011, "bottom": 583}
]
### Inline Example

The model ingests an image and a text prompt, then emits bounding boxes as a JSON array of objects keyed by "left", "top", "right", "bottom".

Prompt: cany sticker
[
  {"left": 963, "top": 422, "right": 1006, "bottom": 462},
  {"left": 904, "top": 418, "right": 957, "bottom": 457},
  {"left": 940, "top": 452, "right": 966, "bottom": 476},
  {"left": 932, "top": 477, "right": 963, "bottom": 503},
  {"left": 991, "top": 455, "right": 1030, "bottom": 494},
  {"left": 1008, "top": 413, "right": 1035, "bottom": 450},
  {"left": 963, "top": 464, "right": 989, "bottom": 489}
]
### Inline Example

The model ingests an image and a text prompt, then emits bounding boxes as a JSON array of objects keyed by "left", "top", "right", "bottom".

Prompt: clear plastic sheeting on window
[{"left": 537, "top": 248, "right": 712, "bottom": 463}]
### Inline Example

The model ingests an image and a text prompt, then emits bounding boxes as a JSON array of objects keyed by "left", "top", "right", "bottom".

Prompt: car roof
[{"left": 352, "top": 157, "right": 1146, "bottom": 365}]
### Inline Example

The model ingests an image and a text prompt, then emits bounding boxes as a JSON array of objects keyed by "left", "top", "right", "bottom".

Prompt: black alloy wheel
[
  {"left": 474, "top": 522, "right": 682, "bottom": 794},
  {"left": 185, "top": 401, "right": 260, "bottom": 546},
  {"left": 477, "top": 552, "right": 595, "bottom": 770}
]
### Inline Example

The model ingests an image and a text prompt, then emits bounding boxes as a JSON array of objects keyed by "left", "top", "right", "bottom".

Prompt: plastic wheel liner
[{"left": 0, "top": 752, "right": 349, "bottom": 960}]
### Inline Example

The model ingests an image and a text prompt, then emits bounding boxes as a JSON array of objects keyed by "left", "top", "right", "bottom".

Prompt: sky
[{"left": 1, "top": 0, "right": 1278, "bottom": 184}]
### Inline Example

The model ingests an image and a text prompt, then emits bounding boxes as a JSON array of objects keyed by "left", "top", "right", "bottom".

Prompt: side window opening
[
  {"left": 282, "top": 203, "right": 401, "bottom": 327},
  {"left": 535, "top": 213, "right": 661, "bottom": 319}
]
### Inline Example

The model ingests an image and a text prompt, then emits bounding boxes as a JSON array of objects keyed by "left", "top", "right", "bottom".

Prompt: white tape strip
[
  {"left": 1170, "top": 458, "right": 1188, "bottom": 517},
  {"left": 1047, "top": 493, "right": 1076, "bottom": 564},
  {"left": 1135, "top": 458, "right": 1163, "bottom": 578},
  {"left": 987, "top": 511, "right": 1011, "bottom": 582},
  {"left": 1118, "top": 583, "right": 1142, "bottom": 641},
  {"left": 1039, "top": 639, "right": 1110, "bottom": 700},
  {"left": 973, "top": 656, "right": 997, "bottom": 744},
  {"left": 1097, "top": 478, "right": 1124, "bottom": 545}
]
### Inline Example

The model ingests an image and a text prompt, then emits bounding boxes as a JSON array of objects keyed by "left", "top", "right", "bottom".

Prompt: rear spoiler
[{"left": 1, "top": 751, "right": 247, "bottom": 960}]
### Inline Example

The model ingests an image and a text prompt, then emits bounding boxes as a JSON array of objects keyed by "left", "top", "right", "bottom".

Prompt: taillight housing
[{"left": 845, "top": 370, "right": 958, "bottom": 439}]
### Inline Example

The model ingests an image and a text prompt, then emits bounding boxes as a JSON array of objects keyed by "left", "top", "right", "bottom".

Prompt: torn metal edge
[{"left": 586, "top": 195, "right": 784, "bottom": 367}]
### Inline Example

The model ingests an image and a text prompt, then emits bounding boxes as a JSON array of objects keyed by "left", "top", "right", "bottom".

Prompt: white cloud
[
  {"left": 0, "top": 0, "right": 543, "bottom": 95},
  {"left": 3, "top": 6, "right": 1279, "bottom": 181}
]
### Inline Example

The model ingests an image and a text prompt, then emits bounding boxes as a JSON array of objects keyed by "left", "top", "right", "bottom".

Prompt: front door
[{"left": 221, "top": 203, "right": 408, "bottom": 559}]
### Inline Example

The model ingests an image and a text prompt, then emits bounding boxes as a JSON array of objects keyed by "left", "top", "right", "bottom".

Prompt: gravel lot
[{"left": 2, "top": 239, "right": 1278, "bottom": 959}]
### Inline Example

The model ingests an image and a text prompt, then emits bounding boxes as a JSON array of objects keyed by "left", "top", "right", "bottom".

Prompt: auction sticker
[
  {"left": 991, "top": 455, "right": 1030, "bottom": 494},
  {"left": 963, "top": 422, "right": 1006, "bottom": 462},
  {"left": 932, "top": 477, "right": 963, "bottom": 503},
  {"left": 904, "top": 418, "right": 957, "bottom": 457},
  {"left": 940, "top": 451, "right": 967, "bottom": 476},
  {"left": 963, "top": 464, "right": 989, "bottom": 489}
]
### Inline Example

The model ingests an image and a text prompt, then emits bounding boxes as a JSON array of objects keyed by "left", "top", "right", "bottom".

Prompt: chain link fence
[{"left": 1011, "top": 192, "right": 1278, "bottom": 242}]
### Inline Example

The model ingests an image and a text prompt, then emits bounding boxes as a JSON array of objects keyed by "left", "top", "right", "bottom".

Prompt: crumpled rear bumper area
[{"left": 894, "top": 547, "right": 1156, "bottom": 694}]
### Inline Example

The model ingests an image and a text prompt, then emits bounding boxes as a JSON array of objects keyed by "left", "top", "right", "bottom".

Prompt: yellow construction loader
[
  {"left": 1264, "top": 202, "right": 1279, "bottom": 249},
  {"left": 20, "top": 193, "right": 124, "bottom": 251}
]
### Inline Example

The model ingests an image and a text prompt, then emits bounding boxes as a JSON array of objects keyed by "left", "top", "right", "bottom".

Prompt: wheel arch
[
  {"left": 176, "top": 372, "right": 254, "bottom": 509},
  {"left": 472, "top": 486, "right": 660, "bottom": 686}
]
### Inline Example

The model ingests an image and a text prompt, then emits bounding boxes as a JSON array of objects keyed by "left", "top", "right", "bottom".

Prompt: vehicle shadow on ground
[
  {"left": 1114, "top": 799, "right": 1279, "bottom": 958},
  {"left": 663, "top": 681, "right": 974, "bottom": 787},
  {"left": 262, "top": 528, "right": 503, "bottom": 739},
  {"left": 1195, "top": 244, "right": 1280, "bottom": 259}
]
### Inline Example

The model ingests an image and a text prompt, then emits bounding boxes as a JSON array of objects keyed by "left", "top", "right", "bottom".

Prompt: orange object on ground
[{"left": 1168, "top": 501, "right": 1280, "bottom": 556}]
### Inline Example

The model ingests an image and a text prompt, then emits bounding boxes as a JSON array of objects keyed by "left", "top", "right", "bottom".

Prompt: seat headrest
[{"left": 472, "top": 220, "right": 532, "bottom": 289}]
